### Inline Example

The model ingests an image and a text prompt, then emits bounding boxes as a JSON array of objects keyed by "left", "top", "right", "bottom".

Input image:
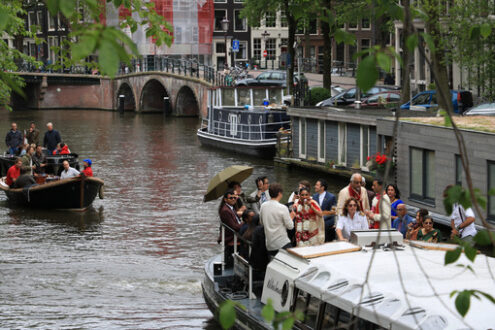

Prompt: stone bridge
[{"left": 12, "top": 69, "right": 217, "bottom": 117}]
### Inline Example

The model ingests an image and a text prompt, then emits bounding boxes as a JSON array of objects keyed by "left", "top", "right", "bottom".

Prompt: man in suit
[
  {"left": 312, "top": 178, "right": 337, "bottom": 241},
  {"left": 219, "top": 189, "right": 243, "bottom": 267},
  {"left": 249, "top": 176, "right": 270, "bottom": 214}
]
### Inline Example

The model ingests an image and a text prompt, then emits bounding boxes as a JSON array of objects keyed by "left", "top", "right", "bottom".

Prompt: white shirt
[
  {"left": 451, "top": 203, "right": 477, "bottom": 238},
  {"left": 60, "top": 167, "right": 80, "bottom": 179},
  {"left": 260, "top": 200, "right": 294, "bottom": 251},
  {"left": 336, "top": 213, "right": 369, "bottom": 239},
  {"left": 318, "top": 192, "right": 326, "bottom": 207},
  {"left": 371, "top": 193, "right": 391, "bottom": 229}
]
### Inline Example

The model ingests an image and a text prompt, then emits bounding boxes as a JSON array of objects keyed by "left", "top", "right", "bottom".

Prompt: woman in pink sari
[{"left": 293, "top": 187, "right": 325, "bottom": 247}]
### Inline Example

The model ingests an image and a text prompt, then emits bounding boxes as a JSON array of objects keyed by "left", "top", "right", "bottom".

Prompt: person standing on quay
[
  {"left": 43, "top": 122, "right": 61, "bottom": 154},
  {"left": 5, "top": 122, "right": 23, "bottom": 155}
]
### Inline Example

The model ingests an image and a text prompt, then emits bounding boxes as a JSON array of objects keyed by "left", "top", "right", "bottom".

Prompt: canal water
[{"left": 0, "top": 110, "right": 347, "bottom": 328}]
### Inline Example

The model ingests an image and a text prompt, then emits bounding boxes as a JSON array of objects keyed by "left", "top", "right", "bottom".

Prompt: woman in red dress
[{"left": 292, "top": 187, "right": 325, "bottom": 247}]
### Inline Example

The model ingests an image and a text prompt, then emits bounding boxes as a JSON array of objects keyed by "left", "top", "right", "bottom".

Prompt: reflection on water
[{"left": 0, "top": 110, "right": 346, "bottom": 328}]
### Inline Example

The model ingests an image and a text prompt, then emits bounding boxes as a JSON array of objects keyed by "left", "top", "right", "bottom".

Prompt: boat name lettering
[{"left": 267, "top": 278, "right": 282, "bottom": 295}]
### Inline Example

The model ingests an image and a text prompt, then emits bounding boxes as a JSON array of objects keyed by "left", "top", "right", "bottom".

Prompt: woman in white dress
[{"left": 336, "top": 197, "right": 369, "bottom": 241}]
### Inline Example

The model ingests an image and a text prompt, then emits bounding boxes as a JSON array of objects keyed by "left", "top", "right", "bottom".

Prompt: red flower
[{"left": 367, "top": 156, "right": 370, "bottom": 161}]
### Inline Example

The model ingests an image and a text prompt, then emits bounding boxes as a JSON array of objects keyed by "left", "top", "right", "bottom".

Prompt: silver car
[{"left": 463, "top": 103, "right": 495, "bottom": 116}]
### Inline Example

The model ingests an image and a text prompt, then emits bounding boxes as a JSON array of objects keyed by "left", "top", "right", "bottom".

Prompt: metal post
[
  {"left": 118, "top": 94, "right": 125, "bottom": 114},
  {"left": 163, "top": 96, "right": 170, "bottom": 115},
  {"left": 221, "top": 226, "right": 225, "bottom": 271}
]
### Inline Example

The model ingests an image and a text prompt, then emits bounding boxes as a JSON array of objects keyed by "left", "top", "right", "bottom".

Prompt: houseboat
[
  {"left": 202, "top": 224, "right": 495, "bottom": 329},
  {"left": 197, "top": 87, "right": 291, "bottom": 158}
]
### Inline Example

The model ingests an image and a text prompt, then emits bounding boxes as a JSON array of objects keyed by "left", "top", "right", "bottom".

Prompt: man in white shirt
[
  {"left": 260, "top": 182, "right": 295, "bottom": 255},
  {"left": 450, "top": 203, "right": 477, "bottom": 241},
  {"left": 250, "top": 176, "right": 270, "bottom": 214},
  {"left": 365, "top": 178, "right": 391, "bottom": 229},
  {"left": 60, "top": 160, "right": 80, "bottom": 179}
]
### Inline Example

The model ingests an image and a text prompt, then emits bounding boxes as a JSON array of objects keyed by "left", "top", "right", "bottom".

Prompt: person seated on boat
[
  {"left": 392, "top": 203, "right": 415, "bottom": 238},
  {"left": 417, "top": 215, "right": 442, "bottom": 243},
  {"left": 336, "top": 197, "right": 369, "bottom": 241},
  {"left": 43, "top": 122, "right": 62, "bottom": 154},
  {"left": 250, "top": 176, "right": 270, "bottom": 214},
  {"left": 52, "top": 143, "right": 70, "bottom": 155},
  {"left": 260, "top": 183, "right": 295, "bottom": 256},
  {"left": 12, "top": 167, "right": 36, "bottom": 189},
  {"left": 19, "top": 143, "right": 29, "bottom": 156},
  {"left": 60, "top": 160, "right": 80, "bottom": 179},
  {"left": 229, "top": 181, "right": 259, "bottom": 216},
  {"left": 20, "top": 145, "right": 36, "bottom": 171},
  {"left": 32, "top": 145, "right": 47, "bottom": 174},
  {"left": 5, "top": 122, "right": 23, "bottom": 155},
  {"left": 219, "top": 189, "right": 244, "bottom": 267},
  {"left": 292, "top": 187, "right": 325, "bottom": 247},
  {"left": 406, "top": 208, "right": 429, "bottom": 240},
  {"left": 5, "top": 158, "right": 23, "bottom": 187},
  {"left": 81, "top": 159, "right": 93, "bottom": 177},
  {"left": 239, "top": 210, "right": 258, "bottom": 259}
]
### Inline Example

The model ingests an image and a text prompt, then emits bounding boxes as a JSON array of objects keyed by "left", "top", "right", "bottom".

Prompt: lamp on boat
[{"left": 221, "top": 17, "right": 229, "bottom": 71}]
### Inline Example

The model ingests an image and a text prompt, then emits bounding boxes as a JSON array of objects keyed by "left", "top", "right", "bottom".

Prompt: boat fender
[{"left": 98, "top": 185, "right": 104, "bottom": 199}]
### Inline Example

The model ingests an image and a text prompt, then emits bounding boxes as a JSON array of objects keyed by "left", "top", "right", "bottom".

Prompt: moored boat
[
  {"left": 0, "top": 176, "right": 104, "bottom": 211},
  {"left": 202, "top": 224, "right": 495, "bottom": 329},
  {"left": 197, "top": 87, "right": 291, "bottom": 159}
]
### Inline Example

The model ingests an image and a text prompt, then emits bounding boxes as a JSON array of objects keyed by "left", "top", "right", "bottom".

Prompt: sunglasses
[{"left": 227, "top": 196, "right": 237, "bottom": 200}]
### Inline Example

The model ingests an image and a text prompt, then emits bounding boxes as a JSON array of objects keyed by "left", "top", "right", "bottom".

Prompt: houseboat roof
[
  {"left": 286, "top": 242, "right": 495, "bottom": 329},
  {"left": 400, "top": 116, "right": 495, "bottom": 134}
]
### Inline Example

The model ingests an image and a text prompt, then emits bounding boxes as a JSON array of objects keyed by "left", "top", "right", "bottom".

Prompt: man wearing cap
[{"left": 81, "top": 159, "right": 93, "bottom": 177}]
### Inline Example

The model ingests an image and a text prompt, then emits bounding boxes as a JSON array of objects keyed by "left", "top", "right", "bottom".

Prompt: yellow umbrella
[{"left": 203, "top": 165, "right": 253, "bottom": 202}]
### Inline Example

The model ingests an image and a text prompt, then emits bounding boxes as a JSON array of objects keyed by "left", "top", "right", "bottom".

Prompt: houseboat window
[
  {"left": 299, "top": 119, "right": 307, "bottom": 158},
  {"left": 488, "top": 162, "right": 495, "bottom": 221},
  {"left": 221, "top": 89, "right": 235, "bottom": 106},
  {"left": 237, "top": 88, "right": 250, "bottom": 106},
  {"left": 361, "top": 125, "right": 369, "bottom": 166},
  {"left": 410, "top": 148, "right": 435, "bottom": 203},
  {"left": 338, "top": 123, "right": 346, "bottom": 165},
  {"left": 318, "top": 121, "right": 326, "bottom": 162},
  {"left": 455, "top": 154, "right": 463, "bottom": 186},
  {"left": 268, "top": 89, "right": 282, "bottom": 104},
  {"left": 253, "top": 88, "right": 267, "bottom": 106}
]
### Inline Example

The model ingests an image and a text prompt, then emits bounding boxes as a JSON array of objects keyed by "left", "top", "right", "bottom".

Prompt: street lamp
[
  {"left": 221, "top": 17, "right": 229, "bottom": 70},
  {"left": 261, "top": 30, "right": 270, "bottom": 68}
]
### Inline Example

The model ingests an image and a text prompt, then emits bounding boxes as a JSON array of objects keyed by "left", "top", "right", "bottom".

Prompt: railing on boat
[
  {"left": 220, "top": 222, "right": 257, "bottom": 300},
  {"left": 200, "top": 117, "right": 291, "bottom": 142}
]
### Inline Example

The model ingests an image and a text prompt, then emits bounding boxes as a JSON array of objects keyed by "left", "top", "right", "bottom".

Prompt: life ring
[{"left": 98, "top": 185, "right": 104, "bottom": 199}]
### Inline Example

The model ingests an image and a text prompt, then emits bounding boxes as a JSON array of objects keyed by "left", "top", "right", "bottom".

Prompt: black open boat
[
  {"left": 0, "top": 176, "right": 104, "bottom": 211},
  {"left": 0, "top": 153, "right": 80, "bottom": 177}
]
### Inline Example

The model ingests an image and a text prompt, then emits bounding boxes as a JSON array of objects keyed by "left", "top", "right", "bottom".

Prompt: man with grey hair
[
  {"left": 43, "top": 122, "right": 61, "bottom": 153},
  {"left": 336, "top": 173, "right": 370, "bottom": 216}
]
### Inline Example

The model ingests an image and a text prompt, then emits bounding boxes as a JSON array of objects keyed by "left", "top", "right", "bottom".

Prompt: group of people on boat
[
  {"left": 218, "top": 172, "right": 478, "bottom": 268},
  {"left": 3, "top": 122, "right": 94, "bottom": 188}
]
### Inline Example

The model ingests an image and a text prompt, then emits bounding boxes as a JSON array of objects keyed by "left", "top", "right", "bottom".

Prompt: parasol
[{"left": 203, "top": 165, "right": 253, "bottom": 202}]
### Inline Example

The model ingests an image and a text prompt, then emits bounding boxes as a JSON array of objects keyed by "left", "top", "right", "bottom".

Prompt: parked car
[
  {"left": 283, "top": 85, "right": 345, "bottom": 105},
  {"left": 463, "top": 103, "right": 495, "bottom": 116},
  {"left": 316, "top": 86, "right": 399, "bottom": 107},
  {"left": 400, "top": 90, "right": 473, "bottom": 113},
  {"left": 348, "top": 91, "right": 401, "bottom": 108},
  {"left": 235, "top": 70, "right": 308, "bottom": 88}
]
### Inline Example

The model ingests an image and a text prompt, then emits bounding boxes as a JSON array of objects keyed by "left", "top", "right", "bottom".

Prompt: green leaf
[
  {"left": 406, "top": 34, "right": 418, "bottom": 52},
  {"left": 469, "top": 26, "right": 480, "bottom": 40},
  {"left": 46, "top": 0, "right": 60, "bottom": 17},
  {"left": 480, "top": 23, "right": 492, "bottom": 39},
  {"left": 464, "top": 244, "right": 477, "bottom": 262},
  {"left": 261, "top": 299, "right": 275, "bottom": 322},
  {"left": 282, "top": 317, "right": 295, "bottom": 330},
  {"left": 455, "top": 290, "right": 471, "bottom": 317},
  {"left": 473, "top": 230, "right": 493, "bottom": 246},
  {"left": 114, "top": 0, "right": 123, "bottom": 7},
  {"left": 219, "top": 300, "right": 236, "bottom": 329},
  {"left": 356, "top": 55, "right": 378, "bottom": 94},
  {"left": 0, "top": 11, "right": 10, "bottom": 31},
  {"left": 72, "top": 35, "right": 97, "bottom": 61},
  {"left": 295, "top": 310, "right": 304, "bottom": 321},
  {"left": 421, "top": 33, "right": 436, "bottom": 53},
  {"left": 488, "top": 188, "right": 495, "bottom": 196},
  {"left": 376, "top": 52, "right": 391, "bottom": 73},
  {"left": 477, "top": 291, "right": 495, "bottom": 304},
  {"left": 98, "top": 39, "right": 119, "bottom": 77},
  {"left": 443, "top": 185, "right": 463, "bottom": 215},
  {"left": 59, "top": 0, "right": 75, "bottom": 18},
  {"left": 445, "top": 247, "right": 462, "bottom": 265}
]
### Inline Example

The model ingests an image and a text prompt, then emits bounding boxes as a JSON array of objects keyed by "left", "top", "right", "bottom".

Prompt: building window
[
  {"left": 36, "top": 11, "right": 44, "bottom": 32},
  {"left": 216, "top": 42, "right": 225, "bottom": 53},
  {"left": 174, "top": 26, "right": 182, "bottom": 44},
  {"left": 280, "top": 10, "right": 288, "bottom": 27},
  {"left": 338, "top": 123, "right": 347, "bottom": 165},
  {"left": 410, "top": 148, "right": 435, "bottom": 204},
  {"left": 48, "top": 12, "right": 56, "bottom": 31},
  {"left": 28, "top": 11, "right": 37, "bottom": 32},
  {"left": 336, "top": 42, "right": 345, "bottom": 63},
  {"left": 361, "top": 125, "right": 369, "bottom": 167},
  {"left": 308, "top": 18, "right": 317, "bottom": 34},
  {"left": 265, "top": 12, "right": 276, "bottom": 28},
  {"left": 214, "top": 10, "right": 227, "bottom": 32},
  {"left": 455, "top": 154, "right": 463, "bottom": 186},
  {"left": 47, "top": 36, "right": 59, "bottom": 63},
  {"left": 253, "top": 38, "right": 261, "bottom": 60},
  {"left": 280, "top": 38, "right": 288, "bottom": 47},
  {"left": 234, "top": 10, "right": 247, "bottom": 31},
  {"left": 361, "top": 39, "right": 370, "bottom": 52},
  {"left": 266, "top": 38, "right": 276, "bottom": 60},
  {"left": 192, "top": 26, "right": 198, "bottom": 43},
  {"left": 488, "top": 162, "right": 495, "bottom": 220},
  {"left": 299, "top": 119, "right": 307, "bottom": 158},
  {"left": 235, "top": 41, "right": 248, "bottom": 60},
  {"left": 361, "top": 18, "right": 370, "bottom": 29},
  {"left": 318, "top": 120, "right": 325, "bottom": 162},
  {"left": 348, "top": 20, "right": 358, "bottom": 30}
]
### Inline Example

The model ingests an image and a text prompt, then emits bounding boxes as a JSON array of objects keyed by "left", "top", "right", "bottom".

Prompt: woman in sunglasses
[
  {"left": 416, "top": 215, "right": 442, "bottom": 243},
  {"left": 336, "top": 197, "right": 369, "bottom": 241}
]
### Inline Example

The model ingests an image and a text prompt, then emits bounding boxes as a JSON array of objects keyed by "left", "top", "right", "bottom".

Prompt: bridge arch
[
  {"left": 175, "top": 85, "right": 199, "bottom": 117},
  {"left": 116, "top": 82, "right": 136, "bottom": 111},
  {"left": 140, "top": 79, "right": 171, "bottom": 113}
]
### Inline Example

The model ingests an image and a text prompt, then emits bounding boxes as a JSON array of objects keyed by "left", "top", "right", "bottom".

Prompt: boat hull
[
  {"left": 197, "top": 129, "right": 277, "bottom": 159},
  {"left": 0, "top": 176, "right": 104, "bottom": 210}
]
